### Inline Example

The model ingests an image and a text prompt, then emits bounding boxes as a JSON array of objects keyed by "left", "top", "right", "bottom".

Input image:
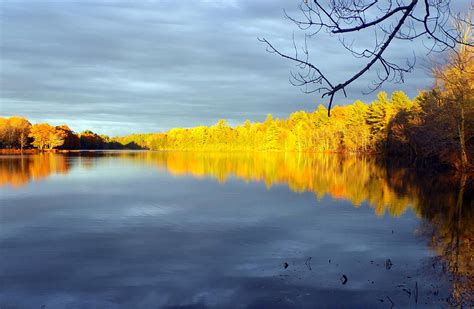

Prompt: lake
[{"left": 0, "top": 151, "right": 472, "bottom": 308}]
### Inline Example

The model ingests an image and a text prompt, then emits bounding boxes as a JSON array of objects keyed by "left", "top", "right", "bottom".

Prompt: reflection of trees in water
[
  {"left": 0, "top": 153, "right": 70, "bottom": 187},
  {"left": 135, "top": 152, "right": 419, "bottom": 217},
  {"left": 381, "top": 162, "right": 473, "bottom": 305},
  {"left": 416, "top": 174, "right": 473, "bottom": 306},
  {"left": 130, "top": 151, "right": 473, "bottom": 305},
  {"left": 1, "top": 151, "right": 472, "bottom": 304},
  {"left": 0, "top": 152, "right": 117, "bottom": 187}
]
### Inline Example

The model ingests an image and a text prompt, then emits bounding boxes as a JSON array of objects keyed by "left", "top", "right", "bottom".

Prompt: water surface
[{"left": 0, "top": 151, "right": 472, "bottom": 308}]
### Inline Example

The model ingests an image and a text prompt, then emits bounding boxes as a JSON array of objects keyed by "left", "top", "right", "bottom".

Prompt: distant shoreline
[
  {"left": 0, "top": 148, "right": 374, "bottom": 154},
  {"left": 0, "top": 149, "right": 145, "bottom": 154},
  {"left": 0, "top": 149, "right": 39, "bottom": 154}
]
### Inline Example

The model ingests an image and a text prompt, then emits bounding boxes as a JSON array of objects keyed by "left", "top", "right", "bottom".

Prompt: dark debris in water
[
  {"left": 386, "top": 296, "right": 395, "bottom": 308},
  {"left": 402, "top": 288, "right": 411, "bottom": 297},
  {"left": 340, "top": 274, "right": 348, "bottom": 285},
  {"left": 305, "top": 257, "right": 312, "bottom": 270}
]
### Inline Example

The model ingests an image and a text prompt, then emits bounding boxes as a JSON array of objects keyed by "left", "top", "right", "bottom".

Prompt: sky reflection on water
[{"left": 0, "top": 152, "right": 472, "bottom": 308}]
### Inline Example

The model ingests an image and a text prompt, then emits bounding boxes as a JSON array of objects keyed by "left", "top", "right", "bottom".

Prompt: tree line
[
  {"left": 115, "top": 87, "right": 472, "bottom": 170},
  {"left": 1, "top": 47, "right": 472, "bottom": 170},
  {"left": 0, "top": 120, "right": 141, "bottom": 151},
  {"left": 1, "top": 85, "right": 472, "bottom": 170}
]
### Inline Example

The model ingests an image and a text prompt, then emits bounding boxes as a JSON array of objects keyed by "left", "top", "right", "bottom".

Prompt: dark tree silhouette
[{"left": 259, "top": 0, "right": 473, "bottom": 115}]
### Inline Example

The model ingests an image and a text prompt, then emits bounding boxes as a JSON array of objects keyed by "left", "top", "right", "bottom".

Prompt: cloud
[{"left": 0, "top": 0, "right": 470, "bottom": 135}]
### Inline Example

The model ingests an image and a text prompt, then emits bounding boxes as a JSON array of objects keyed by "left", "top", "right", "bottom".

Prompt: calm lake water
[{"left": 0, "top": 151, "right": 472, "bottom": 308}]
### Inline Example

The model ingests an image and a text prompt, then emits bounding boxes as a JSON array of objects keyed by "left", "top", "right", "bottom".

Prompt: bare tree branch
[{"left": 260, "top": 0, "right": 474, "bottom": 116}]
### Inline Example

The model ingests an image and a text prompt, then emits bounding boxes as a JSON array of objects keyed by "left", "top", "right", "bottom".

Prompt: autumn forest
[{"left": 2, "top": 46, "right": 473, "bottom": 171}]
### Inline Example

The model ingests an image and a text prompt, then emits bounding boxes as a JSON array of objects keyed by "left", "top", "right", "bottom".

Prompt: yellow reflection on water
[
  {"left": 0, "top": 153, "right": 70, "bottom": 187},
  {"left": 136, "top": 151, "right": 419, "bottom": 218}
]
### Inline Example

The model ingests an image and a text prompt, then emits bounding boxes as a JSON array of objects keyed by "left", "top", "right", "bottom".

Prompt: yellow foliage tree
[
  {"left": 29, "top": 124, "right": 67, "bottom": 150},
  {"left": 9, "top": 116, "right": 31, "bottom": 150},
  {"left": 0, "top": 116, "right": 31, "bottom": 150},
  {"left": 433, "top": 41, "right": 473, "bottom": 169}
]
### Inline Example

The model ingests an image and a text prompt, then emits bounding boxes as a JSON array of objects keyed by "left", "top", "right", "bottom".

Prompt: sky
[{"left": 0, "top": 0, "right": 471, "bottom": 136}]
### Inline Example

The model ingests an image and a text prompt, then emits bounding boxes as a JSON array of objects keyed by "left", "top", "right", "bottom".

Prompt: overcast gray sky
[{"left": 0, "top": 0, "right": 471, "bottom": 136}]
